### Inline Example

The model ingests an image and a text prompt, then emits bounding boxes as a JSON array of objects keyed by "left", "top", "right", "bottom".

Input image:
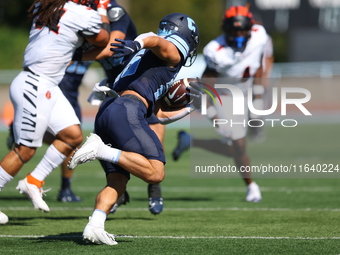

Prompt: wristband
[
  {"left": 101, "top": 22, "right": 110, "bottom": 34},
  {"left": 134, "top": 38, "right": 144, "bottom": 49}
]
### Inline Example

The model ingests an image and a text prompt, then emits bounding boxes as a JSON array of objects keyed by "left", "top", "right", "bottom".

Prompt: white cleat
[
  {"left": 68, "top": 133, "right": 103, "bottom": 170},
  {"left": 246, "top": 182, "right": 262, "bottom": 203},
  {"left": 0, "top": 211, "right": 9, "bottom": 224},
  {"left": 83, "top": 224, "right": 118, "bottom": 245},
  {"left": 16, "top": 178, "right": 50, "bottom": 212}
]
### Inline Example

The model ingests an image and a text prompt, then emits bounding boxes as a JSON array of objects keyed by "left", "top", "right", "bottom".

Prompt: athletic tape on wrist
[{"left": 134, "top": 38, "right": 144, "bottom": 49}]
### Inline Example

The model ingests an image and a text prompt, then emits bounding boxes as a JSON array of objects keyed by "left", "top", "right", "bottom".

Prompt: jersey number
[
  {"left": 35, "top": 8, "right": 66, "bottom": 34},
  {"left": 116, "top": 50, "right": 145, "bottom": 81}
]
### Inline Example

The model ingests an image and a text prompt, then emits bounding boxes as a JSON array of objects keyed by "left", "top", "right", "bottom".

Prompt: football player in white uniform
[
  {"left": 247, "top": 13, "right": 274, "bottom": 141},
  {"left": 173, "top": 5, "right": 268, "bottom": 202},
  {"left": 0, "top": 0, "right": 110, "bottom": 224}
]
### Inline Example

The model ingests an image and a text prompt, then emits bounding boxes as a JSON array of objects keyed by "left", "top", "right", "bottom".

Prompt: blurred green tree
[
  {"left": 128, "top": 0, "right": 225, "bottom": 54},
  {"left": 0, "top": 0, "right": 287, "bottom": 68}
]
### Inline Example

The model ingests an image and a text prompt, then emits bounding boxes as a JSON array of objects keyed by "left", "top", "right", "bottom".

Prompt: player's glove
[
  {"left": 110, "top": 39, "right": 142, "bottom": 58},
  {"left": 187, "top": 78, "right": 203, "bottom": 110},
  {"left": 98, "top": 0, "right": 110, "bottom": 9},
  {"left": 87, "top": 78, "right": 119, "bottom": 106},
  {"left": 97, "top": 0, "right": 110, "bottom": 15}
]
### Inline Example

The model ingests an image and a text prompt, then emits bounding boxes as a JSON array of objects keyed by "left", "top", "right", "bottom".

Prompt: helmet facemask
[{"left": 222, "top": 6, "right": 254, "bottom": 51}]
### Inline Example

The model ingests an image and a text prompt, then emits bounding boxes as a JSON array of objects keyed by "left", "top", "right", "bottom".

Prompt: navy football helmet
[
  {"left": 158, "top": 13, "right": 200, "bottom": 67},
  {"left": 222, "top": 5, "right": 254, "bottom": 51},
  {"left": 72, "top": 0, "right": 99, "bottom": 10}
]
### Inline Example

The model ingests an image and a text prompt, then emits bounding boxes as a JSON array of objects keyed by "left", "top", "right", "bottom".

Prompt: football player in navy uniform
[
  {"left": 53, "top": 0, "right": 165, "bottom": 215},
  {"left": 68, "top": 13, "right": 201, "bottom": 245}
]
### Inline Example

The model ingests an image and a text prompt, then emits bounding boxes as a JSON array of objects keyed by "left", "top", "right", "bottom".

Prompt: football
[{"left": 161, "top": 78, "right": 198, "bottom": 109}]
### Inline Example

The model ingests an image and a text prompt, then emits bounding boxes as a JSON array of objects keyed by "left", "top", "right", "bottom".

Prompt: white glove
[{"left": 87, "top": 78, "right": 119, "bottom": 106}]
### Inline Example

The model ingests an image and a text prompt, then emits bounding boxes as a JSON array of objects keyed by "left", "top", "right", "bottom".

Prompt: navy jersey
[
  {"left": 112, "top": 33, "right": 190, "bottom": 116},
  {"left": 98, "top": 1, "right": 137, "bottom": 83}
]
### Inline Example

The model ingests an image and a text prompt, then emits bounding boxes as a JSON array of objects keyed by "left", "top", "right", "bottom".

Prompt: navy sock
[{"left": 61, "top": 177, "right": 71, "bottom": 190}]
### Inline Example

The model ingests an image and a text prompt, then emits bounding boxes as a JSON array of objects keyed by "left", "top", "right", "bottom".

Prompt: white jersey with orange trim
[
  {"left": 203, "top": 24, "right": 269, "bottom": 82},
  {"left": 23, "top": 1, "right": 102, "bottom": 85},
  {"left": 203, "top": 24, "right": 269, "bottom": 141}
]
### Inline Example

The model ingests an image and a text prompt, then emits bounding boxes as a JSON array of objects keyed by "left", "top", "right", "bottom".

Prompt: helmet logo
[
  {"left": 187, "top": 17, "right": 196, "bottom": 32},
  {"left": 233, "top": 21, "right": 242, "bottom": 27}
]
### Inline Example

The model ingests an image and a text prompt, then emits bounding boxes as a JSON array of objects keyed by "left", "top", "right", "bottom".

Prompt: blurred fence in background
[
  {"left": 1, "top": 58, "right": 340, "bottom": 86},
  {"left": 0, "top": 57, "right": 339, "bottom": 130}
]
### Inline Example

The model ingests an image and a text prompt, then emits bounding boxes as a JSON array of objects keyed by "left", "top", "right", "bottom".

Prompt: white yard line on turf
[
  {"left": 1, "top": 207, "right": 340, "bottom": 211},
  {"left": 1, "top": 186, "right": 338, "bottom": 193},
  {"left": 0, "top": 235, "right": 339, "bottom": 240}
]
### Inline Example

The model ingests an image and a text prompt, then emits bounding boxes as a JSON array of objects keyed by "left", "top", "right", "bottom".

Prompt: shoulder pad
[{"left": 108, "top": 7, "right": 125, "bottom": 22}]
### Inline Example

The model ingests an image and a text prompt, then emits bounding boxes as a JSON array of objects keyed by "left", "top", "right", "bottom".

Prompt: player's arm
[
  {"left": 82, "top": 6, "right": 131, "bottom": 60},
  {"left": 140, "top": 35, "right": 181, "bottom": 67},
  {"left": 84, "top": 14, "right": 110, "bottom": 47},
  {"left": 83, "top": 0, "right": 111, "bottom": 48},
  {"left": 110, "top": 33, "right": 182, "bottom": 67},
  {"left": 82, "top": 30, "right": 126, "bottom": 61},
  {"left": 154, "top": 103, "right": 196, "bottom": 125}
]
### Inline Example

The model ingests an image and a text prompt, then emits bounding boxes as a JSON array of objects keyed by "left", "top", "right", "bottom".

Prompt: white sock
[
  {"left": 0, "top": 167, "right": 14, "bottom": 191},
  {"left": 97, "top": 143, "right": 121, "bottom": 164},
  {"left": 31, "top": 144, "right": 66, "bottom": 181},
  {"left": 248, "top": 182, "right": 257, "bottom": 188},
  {"left": 89, "top": 209, "right": 107, "bottom": 228}
]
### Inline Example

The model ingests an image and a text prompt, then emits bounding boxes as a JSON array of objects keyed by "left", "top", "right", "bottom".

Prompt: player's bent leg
[
  {"left": 101, "top": 172, "right": 129, "bottom": 214},
  {"left": 110, "top": 191, "right": 130, "bottom": 214},
  {"left": 172, "top": 130, "right": 191, "bottom": 161},
  {"left": 118, "top": 155, "right": 165, "bottom": 184},
  {"left": 83, "top": 173, "right": 127, "bottom": 245},
  {"left": 68, "top": 133, "right": 103, "bottom": 169},
  {"left": 16, "top": 125, "right": 82, "bottom": 211},
  {"left": 43, "top": 128, "right": 82, "bottom": 202},
  {"left": 0, "top": 144, "right": 36, "bottom": 177},
  {"left": 54, "top": 125, "right": 83, "bottom": 202},
  {"left": 54, "top": 124, "right": 83, "bottom": 156},
  {"left": 68, "top": 133, "right": 165, "bottom": 183}
]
